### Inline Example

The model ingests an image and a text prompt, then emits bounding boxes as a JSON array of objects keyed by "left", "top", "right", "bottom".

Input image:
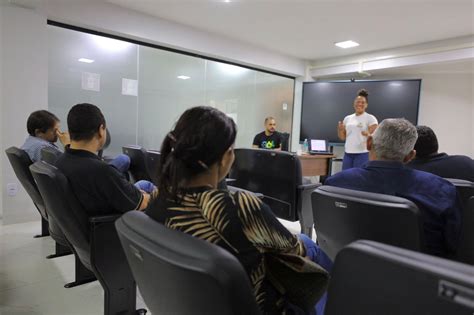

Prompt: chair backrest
[
  {"left": 145, "top": 150, "right": 161, "bottom": 185},
  {"left": 30, "top": 161, "right": 91, "bottom": 268},
  {"left": 116, "top": 211, "right": 260, "bottom": 315},
  {"left": 445, "top": 178, "right": 474, "bottom": 211},
  {"left": 312, "top": 185, "right": 423, "bottom": 260},
  {"left": 122, "top": 145, "right": 151, "bottom": 182},
  {"left": 229, "top": 148, "right": 302, "bottom": 221},
  {"left": 41, "top": 147, "right": 62, "bottom": 165},
  {"left": 5, "top": 146, "right": 48, "bottom": 220},
  {"left": 445, "top": 179, "right": 474, "bottom": 264},
  {"left": 326, "top": 240, "right": 474, "bottom": 315},
  {"left": 280, "top": 132, "right": 290, "bottom": 151}
]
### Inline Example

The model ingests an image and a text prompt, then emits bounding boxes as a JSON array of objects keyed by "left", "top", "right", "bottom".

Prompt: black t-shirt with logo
[{"left": 253, "top": 131, "right": 282, "bottom": 150}]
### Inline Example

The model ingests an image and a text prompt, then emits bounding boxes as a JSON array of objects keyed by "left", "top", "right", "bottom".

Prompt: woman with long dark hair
[
  {"left": 337, "top": 89, "right": 378, "bottom": 170},
  {"left": 146, "top": 106, "right": 331, "bottom": 314}
]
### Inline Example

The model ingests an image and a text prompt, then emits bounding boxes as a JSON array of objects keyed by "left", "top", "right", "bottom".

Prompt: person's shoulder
[
  {"left": 325, "top": 168, "right": 364, "bottom": 185},
  {"left": 365, "top": 112, "right": 377, "bottom": 122},
  {"left": 344, "top": 113, "right": 355, "bottom": 120},
  {"left": 409, "top": 168, "right": 457, "bottom": 191},
  {"left": 446, "top": 154, "right": 473, "bottom": 164},
  {"left": 253, "top": 131, "right": 264, "bottom": 139}
]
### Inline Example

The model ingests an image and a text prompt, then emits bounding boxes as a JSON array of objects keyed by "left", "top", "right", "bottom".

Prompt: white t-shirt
[{"left": 343, "top": 112, "right": 378, "bottom": 153}]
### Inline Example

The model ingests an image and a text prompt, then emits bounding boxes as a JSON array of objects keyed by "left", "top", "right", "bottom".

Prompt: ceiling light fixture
[
  {"left": 374, "top": 55, "right": 395, "bottom": 60},
  {"left": 78, "top": 58, "right": 94, "bottom": 63},
  {"left": 92, "top": 35, "right": 132, "bottom": 52},
  {"left": 335, "top": 40, "right": 360, "bottom": 49},
  {"left": 177, "top": 75, "right": 191, "bottom": 80}
]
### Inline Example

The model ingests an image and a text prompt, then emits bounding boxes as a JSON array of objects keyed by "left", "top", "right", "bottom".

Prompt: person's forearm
[
  {"left": 138, "top": 193, "right": 150, "bottom": 211},
  {"left": 338, "top": 130, "right": 346, "bottom": 140}
]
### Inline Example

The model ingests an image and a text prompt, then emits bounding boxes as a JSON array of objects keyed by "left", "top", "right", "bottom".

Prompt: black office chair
[
  {"left": 145, "top": 150, "right": 160, "bottom": 185},
  {"left": 229, "top": 148, "right": 319, "bottom": 236},
  {"left": 122, "top": 145, "right": 151, "bottom": 182},
  {"left": 116, "top": 211, "right": 261, "bottom": 315},
  {"left": 280, "top": 132, "right": 290, "bottom": 151},
  {"left": 311, "top": 185, "right": 423, "bottom": 260},
  {"left": 446, "top": 178, "right": 474, "bottom": 265},
  {"left": 5, "top": 147, "right": 71, "bottom": 256},
  {"left": 30, "top": 161, "right": 145, "bottom": 315},
  {"left": 41, "top": 146, "right": 62, "bottom": 165},
  {"left": 326, "top": 240, "right": 474, "bottom": 315}
]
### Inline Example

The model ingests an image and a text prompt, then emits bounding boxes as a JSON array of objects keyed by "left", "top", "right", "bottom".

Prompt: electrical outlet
[
  {"left": 7, "top": 183, "right": 19, "bottom": 196},
  {"left": 282, "top": 103, "right": 288, "bottom": 110}
]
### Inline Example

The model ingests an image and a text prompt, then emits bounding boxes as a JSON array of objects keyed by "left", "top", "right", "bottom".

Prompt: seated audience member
[
  {"left": 252, "top": 117, "right": 282, "bottom": 150},
  {"left": 21, "top": 110, "right": 70, "bottom": 162},
  {"left": 325, "top": 118, "right": 461, "bottom": 257},
  {"left": 56, "top": 103, "right": 155, "bottom": 216},
  {"left": 146, "top": 106, "right": 331, "bottom": 315},
  {"left": 407, "top": 125, "right": 474, "bottom": 182},
  {"left": 21, "top": 110, "right": 130, "bottom": 174}
]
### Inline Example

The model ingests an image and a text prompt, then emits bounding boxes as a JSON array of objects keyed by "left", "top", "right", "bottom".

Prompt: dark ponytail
[
  {"left": 158, "top": 106, "right": 237, "bottom": 201},
  {"left": 357, "top": 89, "right": 369, "bottom": 102}
]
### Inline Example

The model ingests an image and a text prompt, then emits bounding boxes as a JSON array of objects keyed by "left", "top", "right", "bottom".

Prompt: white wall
[
  {"left": 416, "top": 73, "right": 473, "bottom": 157},
  {"left": 1, "top": 4, "right": 48, "bottom": 224}
]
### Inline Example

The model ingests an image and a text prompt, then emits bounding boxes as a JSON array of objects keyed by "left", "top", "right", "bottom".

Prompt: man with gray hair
[{"left": 325, "top": 118, "right": 461, "bottom": 257}]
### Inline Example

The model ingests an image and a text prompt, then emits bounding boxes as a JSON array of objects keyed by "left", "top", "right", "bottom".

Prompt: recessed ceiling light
[
  {"left": 78, "top": 58, "right": 94, "bottom": 63},
  {"left": 177, "top": 75, "right": 190, "bottom": 80},
  {"left": 374, "top": 55, "right": 395, "bottom": 60},
  {"left": 335, "top": 40, "right": 360, "bottom": 49}
]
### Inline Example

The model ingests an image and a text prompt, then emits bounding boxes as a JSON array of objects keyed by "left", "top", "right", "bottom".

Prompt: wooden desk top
[{"left": 297, "top": 153, "right": 336, "bottom": 159}]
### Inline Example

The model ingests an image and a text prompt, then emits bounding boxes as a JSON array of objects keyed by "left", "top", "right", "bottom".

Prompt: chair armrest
[
  {"left": 297, "top": 183, "right": 321, "bottom": 191},
  {"left": 89, "top": 214, "right": 122, "bottom": 224}
]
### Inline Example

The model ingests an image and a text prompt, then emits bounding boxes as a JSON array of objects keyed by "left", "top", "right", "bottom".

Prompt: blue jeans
[
  {"left": 108, "top": 154, "right": 131, "bottom": 174},
  {"left": 299, "top": 234, "right": 333, "bottom": 315},
  {"left": 342, "top": 152, "right": 369, "bottom": 170},
  {"left": 134, "top": 180, "right": 156, "bottom": 194}
]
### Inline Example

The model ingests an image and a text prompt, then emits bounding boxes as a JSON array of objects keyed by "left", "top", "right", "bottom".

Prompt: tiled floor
[
  {"left": 0, "top": 218, "right": 309, "bottom": 315},
  {"left": 0, "top": 220, "right": 147, "bottom": 315}
]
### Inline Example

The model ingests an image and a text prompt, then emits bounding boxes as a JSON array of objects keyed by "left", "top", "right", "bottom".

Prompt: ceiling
[
  {"left": 107, "top": 0, "right": 474, "bottom": 60},
  {"left": 371, "top": 58, "right": 474, "bottom": 75}
]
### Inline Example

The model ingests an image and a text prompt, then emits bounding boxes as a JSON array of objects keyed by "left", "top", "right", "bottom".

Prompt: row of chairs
[
  {"left": 117, "top": 210, "right": 474, "bottom": 315},
  {"left": 226, "top": 148, "right": 474, "bottom": 264},
  {"left": 6, "top": 145, "right": 474, "bottom": 314},
  {"left": 122, "top": 146, "right": 474, "bottom": 265}
]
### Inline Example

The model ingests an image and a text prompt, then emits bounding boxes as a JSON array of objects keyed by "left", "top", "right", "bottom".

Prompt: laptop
[{"left": 309, "top": 139, "right": 332, "bottom": 155}]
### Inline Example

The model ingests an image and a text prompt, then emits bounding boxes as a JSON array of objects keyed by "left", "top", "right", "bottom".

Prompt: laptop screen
[{"left": 310, "top": 139, "right": 327, "bottom": 151}]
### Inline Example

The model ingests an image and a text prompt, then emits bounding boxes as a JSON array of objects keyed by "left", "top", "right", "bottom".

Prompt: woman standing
[{"left": 337, "top": 89, "right": 378, "bottom": 170}]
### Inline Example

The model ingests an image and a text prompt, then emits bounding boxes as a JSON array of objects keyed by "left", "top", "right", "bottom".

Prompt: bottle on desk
[{"left": 303, "top": 138, "right": 309, "bottom": 153}]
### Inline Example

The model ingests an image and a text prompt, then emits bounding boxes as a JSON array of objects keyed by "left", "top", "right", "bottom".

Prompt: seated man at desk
[{"left": 252, "top": 117, "right": 282, "bottom": 150}]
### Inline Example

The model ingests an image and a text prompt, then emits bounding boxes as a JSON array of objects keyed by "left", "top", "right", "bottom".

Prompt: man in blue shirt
[{"left": 325, "top": 118, "right": 461, "bottom": 257}]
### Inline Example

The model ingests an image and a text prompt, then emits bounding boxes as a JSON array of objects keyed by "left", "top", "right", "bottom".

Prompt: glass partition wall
[{"left": 48, "top": 25, "right": 295, "bottom": 155}]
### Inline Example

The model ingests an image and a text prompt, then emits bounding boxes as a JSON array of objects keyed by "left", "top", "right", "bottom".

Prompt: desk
[{"left": 298, "top": 153, "right": 336, "bottom": 177}]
